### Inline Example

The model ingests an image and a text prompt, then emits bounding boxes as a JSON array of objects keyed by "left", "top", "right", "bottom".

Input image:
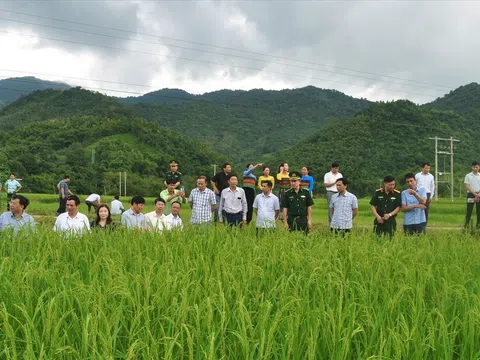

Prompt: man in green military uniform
[
  {"left": 370, "top": 175, "right": 402, "bottom": 237},
  {"left": 163, "top": 160, "right": 183, "bottom": 189},
  {"left": 282, "top": 171, "right": 314, "bottom": 234}
]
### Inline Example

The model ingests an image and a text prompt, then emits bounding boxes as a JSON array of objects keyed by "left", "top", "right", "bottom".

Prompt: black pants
[
  {"left": 243, "top": 187, "right": 255, "bottom": 224},
  {"left": 85, "top": 200, "right": 99, "bottom": 214},
  {"left": 465, "top": 201, "right": 480, "bottom": 228},
  {"left": 331, "top": 228, "right": 351, "bottom": 237},
  {"left": 224, "top": 212, "right": 243, "bottom": 227},
  {"left": 425, "top": 193, "right": 431, "bottom": 223},
  {"left": 287, "top": 216, "right": 309, "bottom": 235},
  {"left": 403, "top": 223, "right": 426, "bottom": 235},
  {"left": 374, "top": 218, "right": 396, "bottom": 238},
  {"left": 57, "top": 197, "right": 67, "bottom": 214}
]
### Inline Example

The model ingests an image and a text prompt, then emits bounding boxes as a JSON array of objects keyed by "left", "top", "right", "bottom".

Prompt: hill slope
[
  {"left": 424, "top": 82, "right": 480, "bottom": 116},
  {"left": 0, "top": 76, "right": 70, "bottom": 105}
]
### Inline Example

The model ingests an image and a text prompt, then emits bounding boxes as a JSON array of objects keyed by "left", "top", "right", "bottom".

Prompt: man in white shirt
[
  {"left": 253, "top": 180, "right": 280, "bottom": 234},
  {"left": 165, "top": 201, "right": 184, "bottom": 230},
  {"left": 145, "top": 198, "right": 167, "bottom": 232},
  {"left": 53, "top": 195, "right": 90, "bottom": 236},
  {"left": 218, "top": 174, "right": 247, "bottom": 227},
  {"left": 464, "top": 161, "right": 480, "bottom": 229},
  {"left": 415, "top": 162, "right": 435, "bottom": 223},
  {"left": 324, "top": 162, "right": 343, "bottom": 225},
  {"left": 110, "top": 195, "right": 125, "bottom": 215},
  {"left": 84, "top": 193, "right": 101, "bottom": 213}
]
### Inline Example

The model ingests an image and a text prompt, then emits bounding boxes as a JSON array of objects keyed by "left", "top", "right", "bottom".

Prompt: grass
[{"left": 0, "top": 193, "right": 479, "bottom": 358}]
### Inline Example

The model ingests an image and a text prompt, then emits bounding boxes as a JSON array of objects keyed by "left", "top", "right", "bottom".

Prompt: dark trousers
[
  {"left": 403, "top": 223, "right": 426, "bottom": 235},
  {"left": 57, "top": 197, "right": 67, "bottom": 214},
  {"left": 287, "top": 216, "right": 309, "bottom": 235},
  {"left": 425, "top": 193, "right": 431, "bottom": 223},
  {"left": 85, "top": 200, "right": 99, "bottom": 213},
  {"left": 244, "top": 187, "right": 255, "bottom": 224},
  {"left": 465, "top": 201, "right": 480, "bottom": 228},
  {"left": 374, "top": 218, "right": 396, "bottom": 238},
  {"left": 6, "top": 193, "right": 14, "bottom": 211},
  {"left": 224, "top": 212, "right": 243, "bottom": 226}
]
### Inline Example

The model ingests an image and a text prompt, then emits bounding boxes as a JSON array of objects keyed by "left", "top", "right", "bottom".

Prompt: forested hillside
[
  {"left": 424, "top": 82, "right": 480, "bottom": 115},
  {"left": 0, "top": 76, "right": 70, "bottom": 105},
  {"left": 264, "top": 100, "right": 478, "bottom": 197},
  {"left": 0, "top": 116, "right": 227, "bottom": 195}
]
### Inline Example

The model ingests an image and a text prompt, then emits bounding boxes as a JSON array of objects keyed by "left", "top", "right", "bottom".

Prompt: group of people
[{"left": 1, "top": 159, "right": 480, "bottom": 236}]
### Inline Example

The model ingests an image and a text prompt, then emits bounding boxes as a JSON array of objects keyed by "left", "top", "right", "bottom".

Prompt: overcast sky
[{"left": 0, "top": 0, "right": 478, "bottom": 104}]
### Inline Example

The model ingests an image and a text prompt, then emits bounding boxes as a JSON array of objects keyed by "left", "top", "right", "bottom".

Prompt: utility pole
[
  {"left": 211, "top": 164, "right": 217, "bottom": 176},
  {"left": 91, "top": 148, "right": 95, "bottom": 164},
  {"left": 429, "top": 136, "right": 459, "bottom": 201}
]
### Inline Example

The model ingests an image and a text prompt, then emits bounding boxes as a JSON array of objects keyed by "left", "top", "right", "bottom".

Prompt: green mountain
[
  {"left": 264, "top": 100, "right": 477, "bottom": 197},
  {"left": 424, "top": 82, "right": 480, "bottom": 115},
  {"left": 0, "top": 76, "right": 70, "bottom": 105},
  {"left": 118, "top": 88, "right": 197, "bottom": 105},
  {"left": 0, "top": 116, "right": 227, "bottom": 196}
]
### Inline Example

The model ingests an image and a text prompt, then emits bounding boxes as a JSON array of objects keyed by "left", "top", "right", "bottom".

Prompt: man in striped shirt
[
  {"left": 329, "top": 178, "right": 358, "bottom": 235},
  {"left": 189, "top": 176, "right": 216, "bottom": 225}
]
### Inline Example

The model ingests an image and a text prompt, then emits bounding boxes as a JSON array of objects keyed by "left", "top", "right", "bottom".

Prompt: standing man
[
  {"left": 242, "top": 163, "right": 263, "bottom": 224},
  {"left": 464, "top": 161, "right": 480, "bottom": 229},
  {"left": 218, "top": 174, "right": 248, "bottom": 227},
  {"left": 0, "top": 194, "right": 36, "bottom": 234},
  {"left": 401, "top": 173, "right": 427, "bottom": 234},
  {"left": 56, "top": 175, "right": 74, "bottom": 215},
  {"left": 253, "top": 180, "right": 280, "bottom": 234},
  {"left": 282, "top": 171, "right": 314, "bottom": 235},
  {"left": 370, "top": 175, "right": 402, "bottom": 237},
  {"left": 4, "top": 174, "right": 22, "bottom": 211},
  {"left": 160, "top": 179, "right": 187, "bottom": 215},
  {"left": 163, "top": 160, "right": 183, "bottom": 189},
  {"left": 324, "top": 162, "right": 343, "bottom": 225},
  {"left": 258, "top": 166, "right": 275, "bottom": 191},
  {"left": 210, "top": 163, "right": 231, "bottom": 222},
  {"left": 164, "top": 201, "right": 184, "bottom": 230},
  {"left": 110, "top": 195, "right": 125, "bottom": 215},
  {"left": 53, "top": 195, "right": 90, "bottom": 235},
  {"left": 84, "top": 193, "right": 101, "bottom": 214},
  {"left": 146, "top": 198, "right": 167, "bottom": 232},
  {"left": 190, "top": 175, "right": 216, "bottom": 226},
  {"left": 329, "top": 178, "right": 358, "bottom": 235},
  {"left": 415, "top": 162, "right": 435, "bottom": 223},
  {"left": 121, "top": 195, "right": 147, "bottom": 229}
]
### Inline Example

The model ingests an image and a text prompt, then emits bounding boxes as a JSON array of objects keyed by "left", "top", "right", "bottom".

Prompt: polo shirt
[
  {"left": 211, "top": 172, "right": 230, "bottom": 193},
  {"left": 324, "top": 171, "right": 343, "bottom": 192},
  {"left": 58, "top": 180, "right": 69, "bottom": 197},
  {"left": 145, "top": 211, "right": 167, "bottom": 231},
  {"left": 401, "top": 187, "right": 427, "bottom": 225},
  {"left": 464, "top": 172, "right": 480, "bottom": 193},
  {"left": 121, "top": 209, "right": 147, "bottom": 229},
  {"left": 5, "top": 179, "right": 21, "bottom": 194},
  {"left": 0, "top": 211, "right": 36, "bottom": 233},
  {"left": 329, "top": 191, "right": 358, "bottom": 229},
  {"left": 253, "top": 192, "right": 280, "bottom": 228},
  {"left": 53, "top": 212, "right": 90, "bottom": 235}
]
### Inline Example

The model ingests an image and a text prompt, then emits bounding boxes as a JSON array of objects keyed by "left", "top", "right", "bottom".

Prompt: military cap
[
  {"left": 169, "top": 160, "right": 179, "bottom": 166},
  {"left": 289, "top": 171, "right": 301, "bottom": 180}
]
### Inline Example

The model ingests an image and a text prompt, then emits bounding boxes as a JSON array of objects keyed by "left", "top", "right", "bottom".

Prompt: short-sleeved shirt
[
  {"left": 110, "top": 199, "right": 125, "bottom": 215},
  {"left": 0, "top": 211, "right": 36, "bottom": 233},
  {"left": 464, "top": 172, "right": 480, "bottom": 193},
  {"left": 58, "top": 180, "right": 69, "bottom": 197},
  {"left": 330, "top": 191, "right": 358, "bottom": 229},
  {"left": 211, "top": 172, "right": 230, "bottom": 193},
  {"left": 415, "top": 172, "right": 435, "bottom": 194},
  {"left": 53, "top": 212, "right": 91, "bottom": 235},
  {"left": 5, "top": 179, "right": 21, "bottom": 193},
  {"left": 324, "top": 171, "right": 343, "bottom": 192},
  {"left": 145, "top": 211, "right": 167, "bottom": 231},
  {"left": 253, "top": 192, "right": 280, "bottom": 228},
  {"left": 258, "top": 175, "right": 275, "bottom": 190},
  {"left": 189, "top": 187, "right": 216, "bottom": 224},
  {"left": 401, "top": 187, "right": 427, "bottom": 225},
  {"left": 85, "top": 194, "right": 101, "bottom": 202},
  {"left": 165, "top": 171, "right": 183, "bottom": 185},
  {"left": 369, "top": 189, "right": 401, "bottom": 217},
  {"left": 282, "top": 188, "right": 314, "bottom": 216},
  {"left": 160, "top": 189, "right": 183, "bottom": 215},
  {"left": 121, "top": 209, "right": 147, "bottom": 229}
]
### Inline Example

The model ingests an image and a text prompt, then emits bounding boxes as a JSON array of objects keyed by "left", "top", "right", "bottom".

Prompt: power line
[
  {"left": 0, "top": 15, "right": 449, "bottom": 93},
  {"left": 0, "top": 29, "right": 441, "bottom": 99},
  {"left": 0, "top": 7, "right": 453, "bottom": 90}
]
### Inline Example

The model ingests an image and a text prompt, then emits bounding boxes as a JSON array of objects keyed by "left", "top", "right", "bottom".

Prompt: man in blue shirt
[
  {"left": 0, "top": 194, "right": 36, "bottom": 234},
  {"left": 401, "top": 173, "right": 427, "bottom": 234},
  {"left": 3, "top": 174, "right": 22, "bottom": 211}
]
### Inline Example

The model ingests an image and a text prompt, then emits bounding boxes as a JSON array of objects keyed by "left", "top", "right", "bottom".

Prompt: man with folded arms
[{"left": 401, "top": 173, "right": 427, "bottom": 234}]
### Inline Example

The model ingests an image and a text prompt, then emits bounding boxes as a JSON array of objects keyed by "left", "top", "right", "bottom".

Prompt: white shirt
[
  {"left": 145, "top": 211, "right": 167, "bottom": 231},
  {"left": 165, "top": 213, "right": 184, "bottom": 230},
  {"left": 465, "top": 172, "right": 480, "bottom": 193},
  {"left": 324, "top": 171, "right": 343, "bottom": 192},
  {"left": 253, "top": 192, "right": 280, "bottom": 228},
  {"left": 53, "top": 212, "right": 91, "bottom": 235},
  {"left": 218, "top": 186, "right": 248, "bottom": 220},
  {"left": 415, "top": 172, "right": 435, "bottom": 194},
  {"left": 110, "top": 199, "right": 125, "bottom": 215},
  {"left": 85, "top": 193, "right": 101, "bottom": 202}
]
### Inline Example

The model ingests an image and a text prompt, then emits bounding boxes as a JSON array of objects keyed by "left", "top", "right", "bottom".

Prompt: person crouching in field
[{"left": 90, "top": 204, "right": 116, "bottom": 231}]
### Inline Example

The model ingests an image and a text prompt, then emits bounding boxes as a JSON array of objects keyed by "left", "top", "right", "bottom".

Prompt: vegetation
[
  {"left": 424, "top": 82, "right": 480, "bottom": 116},
  {"left": 0, "top": 76, "right": 70, "bottom": 105}
]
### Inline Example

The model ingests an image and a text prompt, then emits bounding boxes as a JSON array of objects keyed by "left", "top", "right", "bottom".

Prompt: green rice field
[{"left": 0, "top": 193, "right": 479, "bottom": 358}]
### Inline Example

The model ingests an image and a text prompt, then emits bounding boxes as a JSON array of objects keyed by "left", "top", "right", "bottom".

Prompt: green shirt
[
  {"left": 165, "top": 171, "right": 183, "bottom": 185},
  {"left": 282, "top": 188, "right": 314, "bottom": 216},
  {"left": 160, "top": 189, "right": 183, "bottom": 215},
  {"left": 369, "top": 188, "right": 401, "bottom": 217}
]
